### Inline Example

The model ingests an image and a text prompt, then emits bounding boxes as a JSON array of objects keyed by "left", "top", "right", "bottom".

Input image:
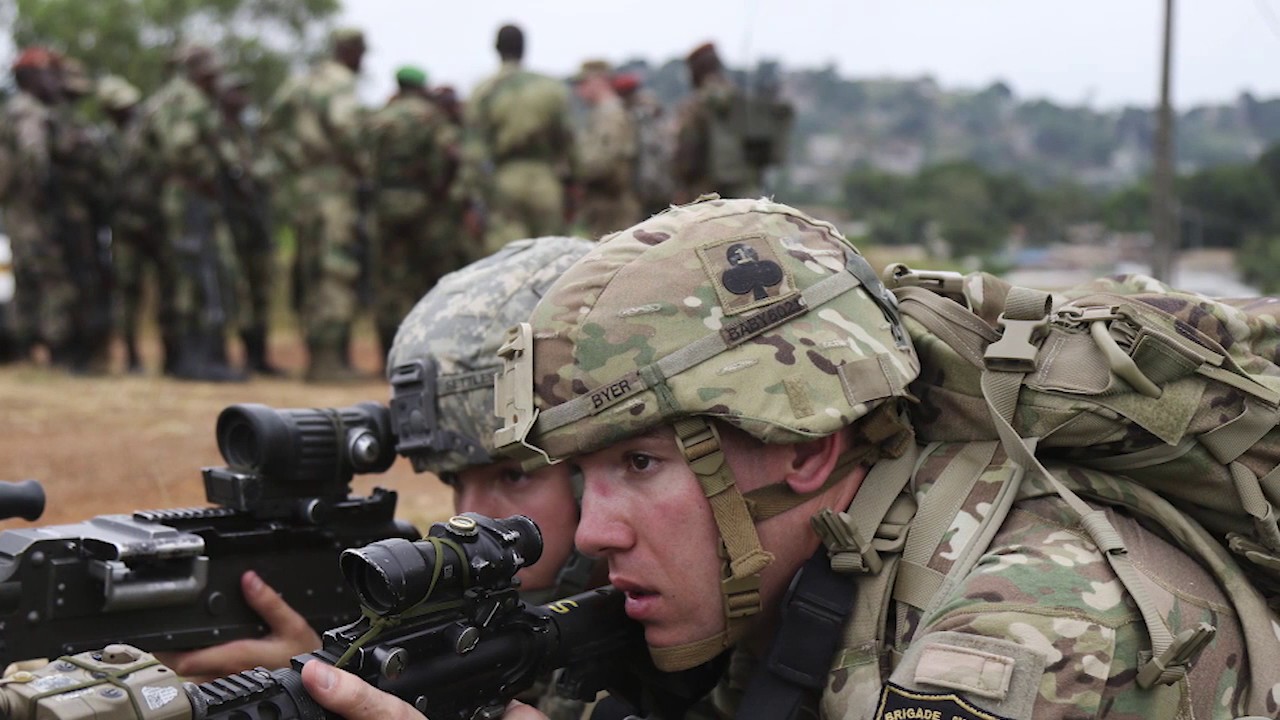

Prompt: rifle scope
[
  {"left": 0, "top": 480, "right": 45, "bottom": 522},
  {"left": 215, "top": 402, "right": 397, "bottom": 485},
  {"left": 340, "top": 513, "right": 542, "bottom": 615}
]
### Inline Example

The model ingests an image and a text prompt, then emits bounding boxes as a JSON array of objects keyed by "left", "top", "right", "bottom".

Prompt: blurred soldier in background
[
  {"left": 153, "top": 46, "right": 246, "bottom": 382},
  {"left": 112, "top": 51, "right": 186, "bottom": 375},
  {"left": 0, "top": 48, "right": 74, "bottom": 366},
  {"left": 367, "top": 65, "right": 457, "bottom": 360},
  {"left": 570, "top": 60, "right": 638, "bottom": 240},
  {"left": 462, "top": 24, "right": 576, "bottom": 252},
  {"left": 217, "top": 72, "right": 281, "bottom": 376},
  {"left": 673, "top": 42, "right": 792, "bottom": 202},
  {"left": 96, "top": 75, "right": 144, "bottom": 372},
  {"left": 263, "top": 27, "right": 369, "bottom": 383},
  {"left": 614, "top": 72, "right": 674, "bottom": 217},
  {"left": 428, "top": 84, "right": 476, "bottom": 271},
  {"left": 50, "top": 56, "right": 113, "bottom": 373}
]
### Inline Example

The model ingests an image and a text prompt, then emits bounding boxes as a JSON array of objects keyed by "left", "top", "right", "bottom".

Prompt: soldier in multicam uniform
[
  {"left": 160, "top": 237, "right": 603, "bottom": 720},
  {"left": 367, "top": 66, "right": 459, "bottom": 359},
  {"left": 96, "top": 75, "right": 144, "bottom": 372},
  {"left": 217, "top": 72, "right": 281, "bottom": 376},
  {"left": 263, "top": 27, "right": 369, "bottom": 382},
  {"left": 50, "top": 56, "right": 113, "bottom": 373},
  {"left": 152, "top": 46, "right": 246, "bottom": 382},
  {"left": 672, "top": 43, "right": 759, "bottom": 202},
  {"left": 0, "top": 48, "right": 74, "bottom": 365},
  {"left": 614, "top": 72, "right": 675, "bottom": 218},
  {"left": 570, "top": 60, "right": 639, "bottom": 240},
  {"left": 462, "top": 24, "right": 576, "bottom": 253},
  {"left": 304, "top": 197, "right": 1279, "bottom": 720}
]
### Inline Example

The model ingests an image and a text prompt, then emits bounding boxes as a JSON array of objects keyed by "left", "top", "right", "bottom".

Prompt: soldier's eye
[
  {"left": 499, "top": 469, "right": 530, "bottom": 486},
  {"left": 626, "top": 453, "right": 655, "bottom": 472}
]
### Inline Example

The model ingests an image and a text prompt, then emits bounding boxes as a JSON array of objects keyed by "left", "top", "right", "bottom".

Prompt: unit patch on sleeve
[{"left": 873, "top": 683, "right": 1014, "bottom": 720}]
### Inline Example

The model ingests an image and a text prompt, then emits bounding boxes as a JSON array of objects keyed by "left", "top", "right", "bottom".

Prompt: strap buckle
[
  {"left": 882, "top": 263, "right": 968, "bottom": 307},
  {"left": 1135, "top": 622, "right": 1216, "bottom": 689},
  {"left": 722, "top": 573, "right": 763, "bottom": 619},
  {"left": 984, "top": 314, "right": 1048, "bottom": 372}
]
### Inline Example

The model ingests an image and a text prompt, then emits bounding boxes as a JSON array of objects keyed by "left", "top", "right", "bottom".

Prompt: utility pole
[{"left": 1151, "top": 0, "right": 1178, "bottom": 282}]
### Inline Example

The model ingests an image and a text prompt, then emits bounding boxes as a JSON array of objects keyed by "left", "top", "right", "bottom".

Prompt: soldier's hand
[{"left": 155, "top": 571, "right": 321, "bottom": 682}]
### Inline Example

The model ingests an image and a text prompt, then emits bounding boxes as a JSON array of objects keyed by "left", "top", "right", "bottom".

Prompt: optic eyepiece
[
  {"left": 340, "top": 514, "right": 542, "bottom": 616},
  {"left": 215, "top": 402, "right": 397, "bottom": 484},
  {"left": 0, "top": 480, "right": 45, "bottom": 522}
]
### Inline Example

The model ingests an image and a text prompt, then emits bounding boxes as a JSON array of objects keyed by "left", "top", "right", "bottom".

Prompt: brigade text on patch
[{"left": 873, "top": 683, "right": 1011, "bottom": 720}]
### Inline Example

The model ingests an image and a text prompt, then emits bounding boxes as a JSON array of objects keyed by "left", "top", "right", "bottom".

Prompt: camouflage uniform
[
  {"left": 494, "top": 197, "right": 1278, "bottom": 719},
  {"left": 0, "top": 86, "right": 76, "bottom": 355},
  {"left": 462, "top": 61, "right": 575, "bottom": 252},
  {"left": 618, "top": 80, "right": 675, "bottom": 217},
  {"left": 50, "top": 58, "right": 113, "bottom": 372},
  {"left": 152, "top": 67, "right": 244, "bottom": 377},
  {"left": 385, "top": 236, "right": 598, "bottom": 720},
  {"left": 575, "top": 92, "right": 638, "bottom": 240},
  {"left": 216, "top": 77, "right": 278, "bottom": 373},
  {"left": 672, "top": 75, "right": 760, "bottom": 201},
  {"left": 368, "top": 89, "right": 457, "bottom": 356},
  {"left": 113, "top": 78, "right": 180, "bottom": 372},
  {"left": 264, "top": 55, "right": 367, "bottom": 376}
]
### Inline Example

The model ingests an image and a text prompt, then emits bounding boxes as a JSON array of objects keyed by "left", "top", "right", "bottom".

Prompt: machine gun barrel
[{"left": 0, "top": 480, "right": 44, "bottom": 522}]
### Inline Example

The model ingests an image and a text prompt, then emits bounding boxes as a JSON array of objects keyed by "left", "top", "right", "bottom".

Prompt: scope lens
[
  {"left": 221, "top": 417, "right": 261, "bottom": 469},
  {"left": 340, "top": 539, "right": 431, "bottom": 615}
]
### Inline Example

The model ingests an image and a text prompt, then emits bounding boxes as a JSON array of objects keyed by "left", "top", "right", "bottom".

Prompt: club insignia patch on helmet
[{"left": 697, "top": 234, "right": 797, "bottom": 315}]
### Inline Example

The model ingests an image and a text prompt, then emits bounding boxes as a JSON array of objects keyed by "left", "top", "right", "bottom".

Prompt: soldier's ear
[{"left": 782, "top": 432, "right": 846, "bottom": 495}]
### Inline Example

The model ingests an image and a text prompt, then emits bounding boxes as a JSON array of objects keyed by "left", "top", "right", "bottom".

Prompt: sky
[{"left": 340, "top": 0, "right": 1280, "bottom": 109}]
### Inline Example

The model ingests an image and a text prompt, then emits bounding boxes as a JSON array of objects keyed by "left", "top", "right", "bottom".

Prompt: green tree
[{"left": 5, "top": 0, "right": 339, "bottom": 106}]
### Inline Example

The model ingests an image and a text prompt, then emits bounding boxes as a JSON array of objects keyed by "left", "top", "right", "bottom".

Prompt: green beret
[{"left": 395, "top": 65, "right": 427, "bottom": 87}]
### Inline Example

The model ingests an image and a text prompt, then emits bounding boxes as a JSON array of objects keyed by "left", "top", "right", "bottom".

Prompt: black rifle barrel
[{"left": 0, "top": 480, "right": 45, "bottom": 522}]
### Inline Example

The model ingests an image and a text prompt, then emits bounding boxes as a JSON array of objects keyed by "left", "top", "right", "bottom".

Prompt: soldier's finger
[
  {"left": 302, "top": 660, "right": 421, "bottom": 720},
  {"left": 242, "top": 571, "right": 314, "bottom": 639},
  {"left": 503, "top": 699, "right": 552, "bottom": 719}
]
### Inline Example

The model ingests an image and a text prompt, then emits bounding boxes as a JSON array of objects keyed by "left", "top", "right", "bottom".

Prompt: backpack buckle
[
  {"left": 1136, "top": 623, "right": 1216, "bottom": 688},
  {"left": 985, "top": 315, "right": 1048, "bottom": 372}
]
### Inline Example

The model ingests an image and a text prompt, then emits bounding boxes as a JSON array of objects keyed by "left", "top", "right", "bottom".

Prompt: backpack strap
[{"left": 980, "top": 287, "right": 1202, "bottom": 688}]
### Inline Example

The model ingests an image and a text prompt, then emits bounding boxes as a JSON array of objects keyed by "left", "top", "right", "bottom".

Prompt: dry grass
[{"left": 0, "top": 328, "right": 453, "bottom": 533}]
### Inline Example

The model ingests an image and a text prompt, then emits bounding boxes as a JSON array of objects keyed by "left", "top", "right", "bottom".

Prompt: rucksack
[
  {"left": 706, "top": 90, "right": 793, "bottom": 188},
  {"left": 882, "top": 265, "right": 1280, "bottom": 695}
]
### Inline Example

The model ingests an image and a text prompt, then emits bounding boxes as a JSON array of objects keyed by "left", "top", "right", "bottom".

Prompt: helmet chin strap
[{"left": 652, "top": 417, "right": 854, "bottom": 672}]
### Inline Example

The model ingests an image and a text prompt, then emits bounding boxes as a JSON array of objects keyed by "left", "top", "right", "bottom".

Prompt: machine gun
[
  {"left": 0, "top": 402, "right": 420, "bottom": 664},
  {"left": 0, "top": 514, "right": 720, "bottom": 720}
]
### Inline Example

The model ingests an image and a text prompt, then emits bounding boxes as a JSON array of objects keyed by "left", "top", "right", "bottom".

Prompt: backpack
[
  {"left": 882, "top": 265, "right": 1280, "bottom": 694},
  {"left": 706, "top": 90, "right": 793, "bottom": 189}
]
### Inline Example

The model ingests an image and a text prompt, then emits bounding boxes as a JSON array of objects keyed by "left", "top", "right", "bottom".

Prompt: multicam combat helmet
[
  {"left": 387, "top": 236, "right": 594, "bottom": 476},
  {"left": 495, "top": 197, "right": 919, "bottom": 670}
]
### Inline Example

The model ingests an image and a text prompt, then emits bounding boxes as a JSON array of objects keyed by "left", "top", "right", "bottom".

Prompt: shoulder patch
[
  {"left": 873, "top": 683, "right": 1013, "bottom": 720},
  {"left": 696, "top": 234, "right": 797, "bottom": 316}
]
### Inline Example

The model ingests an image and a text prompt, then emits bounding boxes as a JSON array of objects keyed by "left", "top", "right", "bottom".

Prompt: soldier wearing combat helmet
[
  {"left": 301, "top": 197, "right": 1274, "bottom": 720},
  {"left": 161, "top": 238, "right": 602, "bottom": 720}
]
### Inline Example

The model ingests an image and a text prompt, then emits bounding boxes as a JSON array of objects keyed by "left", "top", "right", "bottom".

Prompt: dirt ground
[{"left": 0, "top": 325, "right": 454, "bottom": 533}]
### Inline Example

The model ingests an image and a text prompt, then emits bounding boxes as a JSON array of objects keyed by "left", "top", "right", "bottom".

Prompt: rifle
[
  {"left": 0, "top": 514, "right": 720, "bottom": 720},
  {"left": 0, "top": 402, "right": 420, "bottom": 664}
]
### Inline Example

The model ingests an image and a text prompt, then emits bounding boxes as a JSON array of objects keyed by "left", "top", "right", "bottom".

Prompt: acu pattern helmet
[
  {"left": 387, "top": 236, "right": 595, "bottom": 477},
  {"left": 495, "top": 196, "right": 919, "bottom": 670}
]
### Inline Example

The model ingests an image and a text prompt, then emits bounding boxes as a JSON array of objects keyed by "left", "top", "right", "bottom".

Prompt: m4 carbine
[
  {"left": 0, "top": 514, "right": 718, "bottom": 720},
  {"left": 0, "top": 402, "right": 420, "bottom": 664}
]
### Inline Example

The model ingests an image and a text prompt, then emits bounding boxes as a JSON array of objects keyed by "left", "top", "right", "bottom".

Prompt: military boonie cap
[
  {"left": 571, "top": 59, "right": 612, "bottom": 83},
  {"left": 331, "top": 27, "right": 366, "bottom": 48},
  {"left": 57, "top": 56, "right": 92, "bottom": 95},
  {"left": 496, "top": 197, "right": 920, "bottom": 467},
  {"left": 97, "top": 75, "right": 141, "bottom": 110}
]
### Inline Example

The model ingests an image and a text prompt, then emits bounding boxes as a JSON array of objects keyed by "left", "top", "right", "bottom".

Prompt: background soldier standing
[
  {"left": 462, "top": 24, "right": 576, "bottom": 252},
  {"left": 95, "top": 75, "right": 144, "bottom": 372},
  {"left": 673, "top": 42, "right": 762, "bottom": 201},
  {"left": 0, "top": 48, "right": 75, "bottom": 366},
  {"left": 571, "top": 60, "right": 638, "bottom": 240},
  {"left": 50, "top": 56, "right": 113, "bottom": 373},
  {"left": 367, "top": 65, "right": 458, "bottom": 360},
  {"left": 152, "top": 46, "right": 245, "bottom": 382},
  {"left": 217, "top": 72, "right": 280, "bottom": 376},
  {"left": 263, "top": 27, "right": 369, "bottom": 383},
  {"left": 614, "top": 72, "right": 675, "bottom": 217}
]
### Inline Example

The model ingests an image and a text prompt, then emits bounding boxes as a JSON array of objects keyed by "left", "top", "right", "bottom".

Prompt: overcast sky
[{"left": 340, "top": 0, "right": 1280, "bottom": 109}]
